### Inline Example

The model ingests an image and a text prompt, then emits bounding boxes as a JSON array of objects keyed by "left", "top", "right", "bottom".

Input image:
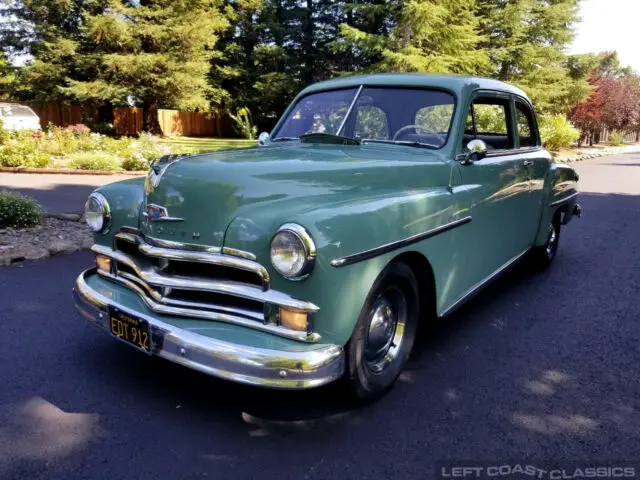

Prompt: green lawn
[{"left": 159, "top": 137, "right": 256, "bottom": 153}]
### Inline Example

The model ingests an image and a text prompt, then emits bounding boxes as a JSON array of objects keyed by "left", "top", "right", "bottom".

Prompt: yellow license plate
[{"left": 108, "top": 307, "right": 151, "bottom": 353}]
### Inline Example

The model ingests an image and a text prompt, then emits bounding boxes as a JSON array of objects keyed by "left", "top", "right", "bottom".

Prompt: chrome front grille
[{"left": 91, "top": 230, "right": 320, "bottom": 342}]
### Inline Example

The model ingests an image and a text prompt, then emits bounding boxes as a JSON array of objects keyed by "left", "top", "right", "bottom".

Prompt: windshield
[
  {"left": 0, "top": 104, "right": 38, "bottom": 118},
  {"left": 273, "top": 87, "right": 456, "bottom": 149}
]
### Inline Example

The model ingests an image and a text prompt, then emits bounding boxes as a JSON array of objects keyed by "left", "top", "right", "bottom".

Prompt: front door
[{"left": 454, "top": 93, "right": 532, "bottom": 294}]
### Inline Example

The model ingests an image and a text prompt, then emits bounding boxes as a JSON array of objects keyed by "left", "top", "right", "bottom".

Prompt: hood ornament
[
  {"left": 145, "top": 154, "right": 187, "bottom": 194},
  {"left": 144, "top": 203, "right": 184, "bottom": 222}
]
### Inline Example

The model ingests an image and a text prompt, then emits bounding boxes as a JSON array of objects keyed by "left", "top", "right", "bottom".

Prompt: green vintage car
[{"left": 73, "top": 74, "right": 581, "bottom": 399}]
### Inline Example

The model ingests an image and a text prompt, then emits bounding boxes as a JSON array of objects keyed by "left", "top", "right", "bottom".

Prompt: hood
[{"left": 141, "top": 143, "right": 448, "bottom": 247}]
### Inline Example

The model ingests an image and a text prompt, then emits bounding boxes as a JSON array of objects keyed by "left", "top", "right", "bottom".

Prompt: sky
[{"left": 569, "top": 0, "right": 640, "bottom": 73}]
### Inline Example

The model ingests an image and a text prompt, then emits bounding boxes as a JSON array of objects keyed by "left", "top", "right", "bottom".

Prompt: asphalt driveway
[
  {"left": 0, "top": 173, "right": 134, "bottom": 213},
  {"left": 0, "top": 152, "right": 639, "bottom": 479}
]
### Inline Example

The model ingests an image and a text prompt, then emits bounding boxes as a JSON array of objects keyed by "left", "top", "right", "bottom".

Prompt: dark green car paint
[{"left": 89, "top": 74, "right": 578, "bottom": 348}]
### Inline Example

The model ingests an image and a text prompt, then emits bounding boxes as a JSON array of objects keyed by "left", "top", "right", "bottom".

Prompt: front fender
[
  {"left": 90, "top": 177, "right": 145, "bottom": 248},
  {"left": 224, "top": 186, "right": 459, "bottom": 346},
  {"left": 534, "top": 163, "right": 579, "bottom": 246}
]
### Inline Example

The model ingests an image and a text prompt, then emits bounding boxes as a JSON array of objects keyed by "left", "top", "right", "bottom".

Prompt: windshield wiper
[
  {"left": 299, "top": 133, "right": 361, "bottom": 146},
  {"left": 271, "top": 136, "right": 300, "bottom": 142},
  {"left": 362, "top": 139, "right": 440, "bottom": 150}
]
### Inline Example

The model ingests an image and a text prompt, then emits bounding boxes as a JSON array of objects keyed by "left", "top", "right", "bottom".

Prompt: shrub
[
  {"left": 0, "top": 191, "right": 43, "bottom": 228},
  {"left": 0, "top": 119, "right": 10, "bottom": 145},
  {"left": 609, "top": 130, "right": 624, "bottom": 146},
  {"left": 0, "top": 141, "right": 51, "bottom": 167},
  {"left": 121, "top": 153, "right": 149, "bottom": 171},
  {"left": 229, "top": 107, "right": 257, "bottom": 140},
  {"left": 65, "top": 124, "right": 91, "bottom": 135},
  {"left": 539, "top": 114, "right": 580, "bottom": 151},
  {"left": 68, "top": 151, "right": 119, "bottom": 171}
]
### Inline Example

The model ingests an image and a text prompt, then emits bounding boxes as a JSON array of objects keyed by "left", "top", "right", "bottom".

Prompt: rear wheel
[
  {"left": 531, "top": 213, "right": 561, "bottom": 270},
  {"left": 345, "top": 262, "right": 419, "bottom": 401}
]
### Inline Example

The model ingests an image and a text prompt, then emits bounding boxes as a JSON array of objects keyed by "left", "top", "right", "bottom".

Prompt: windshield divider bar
[{"left": 336, "top": 85, "right": 363, "bottom": 136}]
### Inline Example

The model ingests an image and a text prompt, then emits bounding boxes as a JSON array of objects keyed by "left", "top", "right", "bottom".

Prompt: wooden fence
[
  {"left": 23, "top": 102, "right": 82, "bottom": 128},
  {"left": 113, "top": 107, "right": 144, "bottom": 136}
]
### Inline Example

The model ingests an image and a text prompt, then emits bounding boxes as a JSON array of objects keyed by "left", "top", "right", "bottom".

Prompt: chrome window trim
[
  {"left": 92, "top": 244, "right": 318, "bottom": 312},
  {"left": 331, "top": 216, "right": 472, "bottom": 268},
  {"left": 336, "top": 85, "right": 363, "bottom": 136}
]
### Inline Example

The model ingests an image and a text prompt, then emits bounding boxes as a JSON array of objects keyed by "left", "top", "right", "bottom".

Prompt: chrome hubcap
[
  {"left": 546, "top": 223, "right": 557, "bottom": 256},
  {"left": 364, "top": 291, "right": 405, "bottom": 373}
]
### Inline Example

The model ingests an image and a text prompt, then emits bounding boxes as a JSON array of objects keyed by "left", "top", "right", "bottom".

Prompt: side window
[
  {"left": 464, "top": 99, "right": 513, "bottom": 151},
  {"left": 515, "top": 102, "right": 538, "bottom": 148},
  {"left": 354, "top": 106, "right": 388, "bottom": 140},
  {"left": 415, "top": 104, "right": 454, "bottom": 133}
]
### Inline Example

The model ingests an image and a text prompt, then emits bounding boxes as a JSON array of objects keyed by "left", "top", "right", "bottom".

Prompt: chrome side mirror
[
  {"left": 461, "top": 139, "right": 487, "bottom": 165},
  {"left": 258, "top": 132, "right": 271, "bottom": 146}
]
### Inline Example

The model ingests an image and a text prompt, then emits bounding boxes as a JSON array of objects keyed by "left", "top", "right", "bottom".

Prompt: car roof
[{"left": 298, "top": 73, "right": 530, "bottom": 101}]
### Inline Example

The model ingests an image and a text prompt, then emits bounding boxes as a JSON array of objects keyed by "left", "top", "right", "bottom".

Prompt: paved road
[
  {"left": 0, "top": 172, "right": 135, "bottom": 213},
  {"left": 1, "top": 153, "right": 640, "bottom": 479}
]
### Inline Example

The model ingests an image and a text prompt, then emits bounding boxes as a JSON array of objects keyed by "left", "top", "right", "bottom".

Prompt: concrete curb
[
  {"left": 0, "top": 166, "right": 147, "bottom": 176},
  {"left": 554, "top": 146, "right": 640, "bottom": 163}
]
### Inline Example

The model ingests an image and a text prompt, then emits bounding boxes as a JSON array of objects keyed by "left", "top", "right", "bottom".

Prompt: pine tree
[
  {"left": 334, "top": 0, "right": 490, "bottom": 75},
  {"left": 476, "top": 0, "right": 586, "bottom": 113},
  {"left": 56, "top": 0, "right": 229, "bottom": 132}
]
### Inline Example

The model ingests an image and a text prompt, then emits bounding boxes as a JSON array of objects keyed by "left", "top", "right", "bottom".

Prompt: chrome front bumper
[{"left": 73, "top": 269, "right": 345, "bottom": 389}]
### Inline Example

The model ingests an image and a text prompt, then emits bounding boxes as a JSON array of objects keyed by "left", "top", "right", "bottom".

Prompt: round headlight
[
  {"left": 270, "top": 223, "right": 316, "bottom": 280},
  {"left": 84, "top": 192, "right": 110, "bottom": 233}
]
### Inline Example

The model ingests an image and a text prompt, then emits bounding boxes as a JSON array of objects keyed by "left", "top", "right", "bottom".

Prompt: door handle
[{"left": 523, "top": 160, "right": 534, "bottom": 166}]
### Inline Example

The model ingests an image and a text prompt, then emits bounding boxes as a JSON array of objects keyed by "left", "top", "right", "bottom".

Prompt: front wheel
[
  {"left": 530, "top": 213, "right": 561, "bottom": 270},
  {"left": 345, "top": 262, "right": 419, "bottom": 401}
]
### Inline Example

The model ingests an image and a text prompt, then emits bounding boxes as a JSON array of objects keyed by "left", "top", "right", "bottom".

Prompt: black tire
[
  {"left": 345, "top": 261, "right": 420, "bottom": 401},
  {"left": 530, "top": 212, "right": 561, "bottom": 270}
]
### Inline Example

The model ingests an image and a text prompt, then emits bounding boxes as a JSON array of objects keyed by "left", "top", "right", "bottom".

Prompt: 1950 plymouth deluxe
[{"left": 73, "top": 74, "right": 581, "bottom": 400}]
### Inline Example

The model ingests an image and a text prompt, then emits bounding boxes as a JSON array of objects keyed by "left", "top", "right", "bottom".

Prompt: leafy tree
[{"left": 569, "top": 75, "right": 605, "bottom": 145}]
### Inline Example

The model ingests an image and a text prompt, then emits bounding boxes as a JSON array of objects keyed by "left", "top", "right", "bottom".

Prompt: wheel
[
  {"left": 530, "top": 213, "right": 561, "bottom": 270},
  {"left": 345, "top": 262, "right": 419, "bottom": 401}
]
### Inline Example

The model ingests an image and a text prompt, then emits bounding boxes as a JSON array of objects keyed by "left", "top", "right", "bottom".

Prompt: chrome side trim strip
[
  {"left": 549, "top": 192, "right": 578, "bottom": 208},
  {"left": 98, "top": 270, "right": 320, "bottom": 342},
  {"left": 74, "top": 269, "right": 343, "bottom": 388},
  {"left": 92, "top": 244, "right": 318, "bottom": 312},
  {"left": 440, "top": 248, "right": 530, "bottom": 318},
  {"left": 331, "top": 216, "right": 472, "bottom": 268}
]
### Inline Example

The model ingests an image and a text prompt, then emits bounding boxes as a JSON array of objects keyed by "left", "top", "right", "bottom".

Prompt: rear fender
[{"left": 534, "top": 163, "right": 579, "bottom": 246}]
